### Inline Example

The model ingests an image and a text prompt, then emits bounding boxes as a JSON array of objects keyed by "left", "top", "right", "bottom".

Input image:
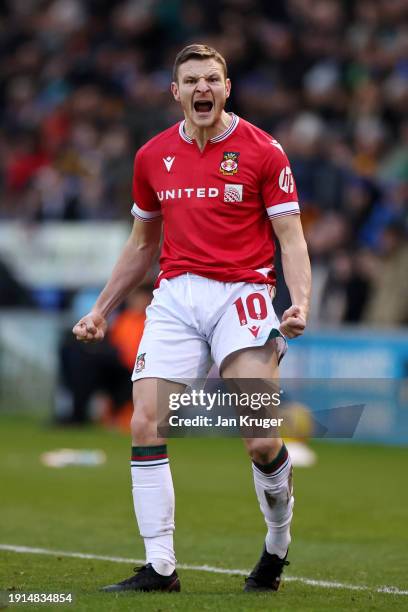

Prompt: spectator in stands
[{"left": 363, "top": 223, "right": 408, "bottom": 326}]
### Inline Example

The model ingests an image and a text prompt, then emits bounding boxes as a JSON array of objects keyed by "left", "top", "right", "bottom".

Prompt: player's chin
[{"left": 192, "top": 111, "right": 215, "bottom": 126}]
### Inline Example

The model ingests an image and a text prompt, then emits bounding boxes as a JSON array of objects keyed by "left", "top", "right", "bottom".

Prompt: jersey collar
[{"left": 179, "top": 113, "right": 239, "bottom": 144}]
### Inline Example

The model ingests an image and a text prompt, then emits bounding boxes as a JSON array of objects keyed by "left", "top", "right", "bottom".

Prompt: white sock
[
  {"left": 252, "top": 445, "right": 294, "bottom": 559},
  {"left": 131, "top": 445, "right": 175, "bottom": 576}
]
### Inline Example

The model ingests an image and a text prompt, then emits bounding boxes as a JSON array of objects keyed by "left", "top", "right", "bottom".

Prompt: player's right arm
[{"left": 72, "top": 217, "right": 161, "bottom": 342}]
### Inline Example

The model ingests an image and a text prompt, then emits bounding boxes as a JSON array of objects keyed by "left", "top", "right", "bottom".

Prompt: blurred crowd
[{"left": 0, "top": 0, "right": 407, "bottom": 325}]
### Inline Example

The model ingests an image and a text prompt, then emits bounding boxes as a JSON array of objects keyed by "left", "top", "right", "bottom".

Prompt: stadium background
[{"left": 0, "top": 1, "right": 407, "bottom": 610}]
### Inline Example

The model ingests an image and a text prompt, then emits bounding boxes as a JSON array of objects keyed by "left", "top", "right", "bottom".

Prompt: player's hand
[
  {"left": 279, "top": 305, "right": 307, "bottom": 339},
  {"left": 72, "top": 311, "right": 108, "bottom": 343}
]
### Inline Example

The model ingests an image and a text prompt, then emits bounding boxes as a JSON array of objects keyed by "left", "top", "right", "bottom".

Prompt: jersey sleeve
[
  {"left": 131, "top": 148, "right": 162, "bottom": 222},
  {"left": 261, "top": 140, "right": 300, "bottom": 220}
]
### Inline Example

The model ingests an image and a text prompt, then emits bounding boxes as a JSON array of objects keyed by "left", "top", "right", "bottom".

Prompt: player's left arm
[{"left": 271, "top": 214, "right": 311, "bottom": 339}]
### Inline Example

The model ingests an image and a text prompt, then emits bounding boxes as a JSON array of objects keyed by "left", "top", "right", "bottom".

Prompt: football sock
[
  {"left": 131, "top": 445, "right": 175, "bottom": 576},
  {"left": 252, "top": 443, "right": 294, "bottom": 559}
]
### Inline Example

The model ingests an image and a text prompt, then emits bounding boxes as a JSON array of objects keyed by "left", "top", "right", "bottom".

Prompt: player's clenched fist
[
  {"left": 72, "top": 311, "right": 107, "bottom": 342},
  {"left": 279, "top": 305, "right": 307, "bottom": 339}
]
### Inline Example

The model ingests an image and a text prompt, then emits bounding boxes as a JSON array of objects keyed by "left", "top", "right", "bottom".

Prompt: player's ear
[
  {"left": 171, "top": 82, "right": 180, "bottom": 102},
  {"left": 225, "top": 78, "right": 231, "bottom": 99}
]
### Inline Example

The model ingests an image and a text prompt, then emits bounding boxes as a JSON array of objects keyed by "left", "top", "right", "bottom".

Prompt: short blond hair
[{"left": 172, "top": 44, "right": 228, "bottom": 82}]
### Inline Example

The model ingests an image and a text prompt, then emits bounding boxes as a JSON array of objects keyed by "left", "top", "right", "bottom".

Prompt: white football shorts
[{"left": 132, "top": 272, "right": 287, "bottom": 383}]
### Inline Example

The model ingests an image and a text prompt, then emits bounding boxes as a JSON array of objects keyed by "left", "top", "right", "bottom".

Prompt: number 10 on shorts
[{"left": 233, "top": 293, "right": 267, "bottom": 325}]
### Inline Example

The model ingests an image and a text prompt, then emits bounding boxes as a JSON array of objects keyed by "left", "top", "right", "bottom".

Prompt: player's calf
[
  {"left": 245, "top": 442, "right": 293, "bottom": 591},
  {"left": 127, "top": 379, "right": 179, "bottom": 581}
]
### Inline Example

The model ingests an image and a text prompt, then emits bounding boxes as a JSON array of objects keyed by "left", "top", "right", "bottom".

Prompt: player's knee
[
  {"left": 246, "top": 438, "right": 282, "bottom": 464},
  {"left": 131, "top": 415, "right": 157, "bottom": 445},
  {"left": 131, "top": 399, "right": 157, "bottom": 444}
]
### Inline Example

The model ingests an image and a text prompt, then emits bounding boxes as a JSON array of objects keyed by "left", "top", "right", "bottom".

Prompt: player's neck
[{"left": 184, "top": 111, "right": 232, "bottom": 151}]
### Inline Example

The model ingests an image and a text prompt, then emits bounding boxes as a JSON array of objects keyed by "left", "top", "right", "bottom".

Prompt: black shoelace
[{"left": 120, "top": 565, "right": 149, "bottom": 585}]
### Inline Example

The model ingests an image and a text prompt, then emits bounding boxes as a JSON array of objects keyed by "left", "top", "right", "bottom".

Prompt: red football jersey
[{"left": 131, "top": 114, "right": 299, "bottom": 286}]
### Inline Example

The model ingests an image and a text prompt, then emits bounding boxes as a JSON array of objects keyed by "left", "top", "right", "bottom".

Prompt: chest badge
[{"left": 220, "top": 152, "right": 239, "bottom": 175}]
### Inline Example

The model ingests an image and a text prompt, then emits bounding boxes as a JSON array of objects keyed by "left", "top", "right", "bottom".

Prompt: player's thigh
[
  {"left": 131, "top": 377, "right": 186, "bottom": 445},
  {"left": 221, "top": 341, "right": 280, "bottom": 379}
]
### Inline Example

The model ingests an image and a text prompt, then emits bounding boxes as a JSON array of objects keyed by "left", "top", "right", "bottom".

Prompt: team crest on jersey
[
  {"left": 135, "top": 353, "right": 146, "bottom": 373},
  {"left": 220, "top": 152, "right": 239, "bottom": 175}
]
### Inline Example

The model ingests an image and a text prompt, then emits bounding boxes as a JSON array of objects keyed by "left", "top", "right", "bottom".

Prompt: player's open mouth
[{"left": 193, "top": 101, "right": 213, "bottom": 114}]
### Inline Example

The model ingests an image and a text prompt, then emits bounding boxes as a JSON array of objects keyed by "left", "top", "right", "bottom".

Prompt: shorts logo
[
  {"left": 135, "top": 353, "right": 146, "bottom": 373},
  {"left": 224, "top": 184, "right": 243, "bottom": 203},
  {"left": 249, "top": 325, "right": 260, "bottom": 338},
  {"left": 279, "top": 166, "right": 294, "bottom": 193},
  {"left": 220, "top": 152, "right": 239, "bottom": 175}
]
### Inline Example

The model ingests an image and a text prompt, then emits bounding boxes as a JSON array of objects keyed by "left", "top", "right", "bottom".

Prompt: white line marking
[{"left": 1, "top": 544, "right": 407, "bottom": 597}]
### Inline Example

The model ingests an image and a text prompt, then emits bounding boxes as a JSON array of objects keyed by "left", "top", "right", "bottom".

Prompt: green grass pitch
[{"left": 0, "top": 413, "right": 407, "bottom": 611}]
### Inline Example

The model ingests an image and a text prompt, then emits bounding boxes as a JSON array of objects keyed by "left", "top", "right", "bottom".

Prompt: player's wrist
[
  {"left": 293, "top": 303, "right": 309, "bottom": 321},
  {"left": 90, "top": 307, "right": 108, "bottom": 322}
]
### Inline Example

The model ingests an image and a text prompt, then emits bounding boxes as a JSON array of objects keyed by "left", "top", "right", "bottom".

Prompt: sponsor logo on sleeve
[
  {"left": 278, "top": 166, "right": 294, "bottom": 193},
  {"left": 224, "top": 184, "right": 243, "bottom": 203},
  {"left": 220, "top": 152, "right": 239, "bottom": 175}
]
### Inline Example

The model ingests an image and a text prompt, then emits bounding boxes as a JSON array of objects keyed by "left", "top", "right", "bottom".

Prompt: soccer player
[{"left": 73, "top": 44, "right": 311, "bottom": 594}]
